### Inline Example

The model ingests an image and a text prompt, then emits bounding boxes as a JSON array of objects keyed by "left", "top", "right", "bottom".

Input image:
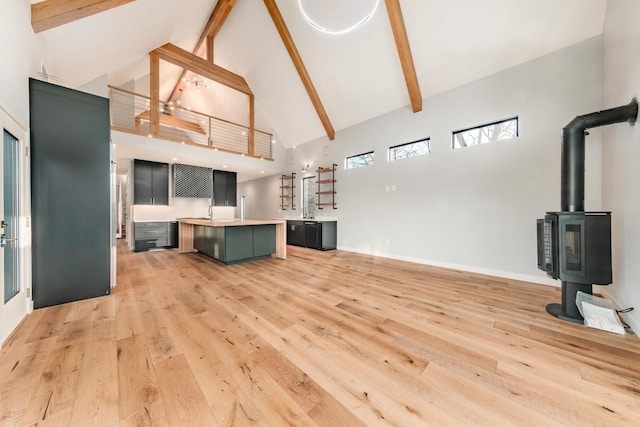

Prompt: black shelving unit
[
  {"left": 316, "top": 164, "right": 337, "bottom": 210},
  {"left": 280, "top": 173, "right": 296, "bottom": 210}
]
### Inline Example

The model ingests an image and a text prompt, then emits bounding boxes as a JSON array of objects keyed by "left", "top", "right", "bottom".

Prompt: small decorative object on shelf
[
  {"left": 316, "top": 164, "right": 337, "bottom": 209},
  {"left": 280, "top": 172, "right": 296, "bottom": 210}
]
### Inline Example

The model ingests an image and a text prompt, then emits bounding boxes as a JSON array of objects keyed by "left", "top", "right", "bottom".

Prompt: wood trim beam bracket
[
  {"left": 31, "top": 0, "right": 135, "bottom": 33},
  {"left": 263, "top": 0, "right": 335, "bottom": 140},
  {"left": 385, "top": 0, "right": 422, "bottom": 113},
  {"left": 152, "top": 43, "right": 252, "bottom": 96}
]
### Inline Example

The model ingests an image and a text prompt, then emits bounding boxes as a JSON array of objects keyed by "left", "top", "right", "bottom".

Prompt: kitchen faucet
[{"left": 208, "top": 198, "right": 214, "bottom": 220}]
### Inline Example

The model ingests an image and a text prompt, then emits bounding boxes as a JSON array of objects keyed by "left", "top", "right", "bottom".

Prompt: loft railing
[{"left": 108, "top": 85, "right": 273, "bottom": 160}]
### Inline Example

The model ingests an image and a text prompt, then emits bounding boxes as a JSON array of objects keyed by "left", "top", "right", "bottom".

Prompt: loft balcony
[{"left": 108, "top": 85, "right": 273, "bottom": 160}]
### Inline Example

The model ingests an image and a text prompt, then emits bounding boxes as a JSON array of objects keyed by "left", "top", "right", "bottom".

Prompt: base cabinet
[
  {"left": 287, "top": 221, "right": 305, "bottom": 246},
  {"left": 196, "top": 225, "right": 276, "bottom": 265},
  {"left": 287, "top": 220, "right": 336, "bottom": 250},
  {"left": 134, "top": 221, "right": 178, "bottom": 252}
]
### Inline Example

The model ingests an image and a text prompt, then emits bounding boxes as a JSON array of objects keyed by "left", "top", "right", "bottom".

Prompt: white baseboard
[{"left": 337, "top": 246, "right": 560, "bottom": 288}]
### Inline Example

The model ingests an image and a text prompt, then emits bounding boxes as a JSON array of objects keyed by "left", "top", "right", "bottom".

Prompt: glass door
[
  {"left": 3, "top": 130, "right": 20, "bottom": 302},
  {"left": 0, "top": 107, "right": 30, "bottom": 344}
]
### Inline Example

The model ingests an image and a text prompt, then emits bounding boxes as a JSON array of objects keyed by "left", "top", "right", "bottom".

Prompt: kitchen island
[{"left": 178, "top": 219, "right": 286, "bottom": 264}]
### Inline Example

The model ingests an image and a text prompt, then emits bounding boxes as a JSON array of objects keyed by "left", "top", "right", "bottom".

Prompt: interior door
[
  {"left": 0, "top": 108, "right": 31, "bottom": 344},
  {"left": 29, "top": 79, "right": 111, "bottom": 309}
]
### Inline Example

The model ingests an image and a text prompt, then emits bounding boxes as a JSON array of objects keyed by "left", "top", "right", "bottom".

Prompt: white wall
[
  {"left": 0, "top": 1, "right": 49, "bottom": 127},
  {"left": 601, "top": 0, "right": 640, "bottom": 332},
  {"left": 241, "top": 36, "right": 604, "bottom": 285},
  {"left": 0, "top": 0, "right": 43, "bottom": 345},
  {"left": 238, "top": 173, "right": 300, "bottom": 220},
  {"left": 132, "top": 200, "right": 235, "bottom": 221}
]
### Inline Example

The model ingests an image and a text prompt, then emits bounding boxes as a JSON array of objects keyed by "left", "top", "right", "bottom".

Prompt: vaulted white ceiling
[{"left": 33, "top": 0, "right": 607, "bottom": 150}]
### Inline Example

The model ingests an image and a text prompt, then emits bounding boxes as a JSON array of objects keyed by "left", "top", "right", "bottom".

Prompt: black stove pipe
[{"left": 561, "top": 98, "right": 638, "bottom": 212}]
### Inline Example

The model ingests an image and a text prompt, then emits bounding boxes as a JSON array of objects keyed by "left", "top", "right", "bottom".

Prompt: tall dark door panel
[
  {"left": 133, "top": 160, "right": 153, "bottom": 204},
  {"left": 29, "top": 79, "right": 111, "bottom": 309}
]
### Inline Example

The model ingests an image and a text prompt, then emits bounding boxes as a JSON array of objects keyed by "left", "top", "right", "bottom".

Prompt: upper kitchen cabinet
[
  {"left": 134, "top": 159, "right": 169, "bottom": 205},
  {"left": 213, "top": 170, "right": 237, "bottom": 206}
]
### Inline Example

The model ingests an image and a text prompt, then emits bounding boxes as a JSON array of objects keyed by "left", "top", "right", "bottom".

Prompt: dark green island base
[
  {"left": 178, "top": 219, "right": 286, "bottom": 264},
  {"left": 193, "top": 224, "right": 276, "bottom": 265}
]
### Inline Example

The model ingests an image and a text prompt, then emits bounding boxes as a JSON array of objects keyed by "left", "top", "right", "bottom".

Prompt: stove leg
[{"left": 546, "top": 281, "right": 591, "bottom": 323}]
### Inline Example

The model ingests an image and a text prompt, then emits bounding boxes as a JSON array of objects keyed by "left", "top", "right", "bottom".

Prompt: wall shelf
[
  {"left": 315, "top": 164, "right": 337, "bottom": 209},
  {"left": 280, "top": 173, "right": 296, "bottom": 210}
]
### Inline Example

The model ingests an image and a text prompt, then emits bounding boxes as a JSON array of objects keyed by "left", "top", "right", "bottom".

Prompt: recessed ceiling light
[
  {"left": 172, "top": 157, "right": 178, "bottom": 161},
  {"left": 260, "top": 171, "right": 265, "bottom": 174},
  {"left": 223, "top": 165, "right": 228, "bottom": 168}
]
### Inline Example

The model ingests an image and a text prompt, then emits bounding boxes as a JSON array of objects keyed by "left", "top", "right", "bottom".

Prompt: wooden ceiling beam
[
  {"left": 31, "top": 0, "right": 135, "bottom": 33},
  {"left": 385, "top": 0, "right": 422, "bottom": 113},
  {"left": 263, "top": 0, "right": 335, "bottom": 140},
  {"left": 167, "top": 0, "right": 237, "bottom": 105},
  {"left": 153, "top": 43, "right": 252, "bottom": 96}
]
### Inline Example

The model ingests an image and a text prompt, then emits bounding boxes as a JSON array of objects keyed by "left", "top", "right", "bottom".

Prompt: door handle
[{"left": 0, "top": 234, "right": 17, "bottom": 248}]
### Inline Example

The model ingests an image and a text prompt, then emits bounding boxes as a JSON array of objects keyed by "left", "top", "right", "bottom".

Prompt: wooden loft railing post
[
  {"left": 150, "top": 52, "right": 160, "bottom": 137},
  {"left": 248, "top": 93, "right": 255, "bottom": 156},
  {"left": 206, "top": 35, "right": 214, "bottom": 63}
]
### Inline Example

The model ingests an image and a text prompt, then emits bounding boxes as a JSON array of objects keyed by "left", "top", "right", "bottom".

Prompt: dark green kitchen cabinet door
[
  {"left": 134, "top": 159, "right": 168, "bottom": 205},
  {"left": 224, "top": 226, "right": 253, "bottom": 262},
  {"left": 253, "top": 225, "right": 276, "bottom": 257},
  {"left": 213, "top": 170, "right": 237, "bottom": 206}
]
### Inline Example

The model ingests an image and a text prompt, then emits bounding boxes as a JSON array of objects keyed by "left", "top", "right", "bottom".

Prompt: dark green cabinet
[
  {"left": 195, "top": 225, "right": 275, "bottom": 265},
  {"left": 225, "top": 227, "right": 254, "bottom": 261},
  {"left": 134, "top": 159, "right": 169, "bottom": 205},
  {"left": 194, "top": 225, "right": 205, "bottom": 253},
  {"left": 213, "top": 170, "right": 237, "bottom": 206},
  {"left": 253, "top": 225, "right": 277, "bottom": 257},
  {"left": 29, "top": 78, "right": 111, "bottom": 309}
]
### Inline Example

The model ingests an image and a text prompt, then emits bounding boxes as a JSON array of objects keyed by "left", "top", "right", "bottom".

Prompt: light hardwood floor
[{"left": 1, "top": 241, "right": 640, "bottom": 426}]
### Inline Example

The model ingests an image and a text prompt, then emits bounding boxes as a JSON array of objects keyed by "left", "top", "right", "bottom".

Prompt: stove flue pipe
[{"left": 561, "top": 98, "right": 637, "bottom": 212}]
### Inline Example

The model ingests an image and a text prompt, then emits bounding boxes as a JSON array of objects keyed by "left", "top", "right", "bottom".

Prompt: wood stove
[
  {"left": 537, "top": 212, "right": 612, "bottom": 321},
  {"left": 538, "top": 98, "right": 637, "bottom": 323}
]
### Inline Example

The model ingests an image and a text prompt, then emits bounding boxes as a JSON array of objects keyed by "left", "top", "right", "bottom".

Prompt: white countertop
[{"left": 179, "top": 218, "right": 285, "bottom": 227}]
